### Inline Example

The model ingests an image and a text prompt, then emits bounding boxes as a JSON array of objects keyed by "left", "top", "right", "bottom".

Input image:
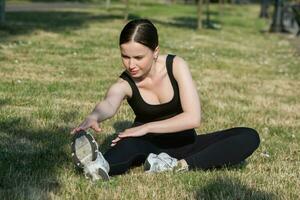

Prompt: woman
[{"left": 71, "top": 19, "right": 260, "bottom": 180}]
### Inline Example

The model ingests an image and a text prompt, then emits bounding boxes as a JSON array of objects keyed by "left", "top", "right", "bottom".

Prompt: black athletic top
[{"left": 119, "top": 54, "right": 196, "bottom": 148}]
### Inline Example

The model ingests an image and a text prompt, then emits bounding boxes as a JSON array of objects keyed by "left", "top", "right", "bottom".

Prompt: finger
[
  {"left": 70, "top": 129, "right": 76, "bottom": 135},
  {"left": 92, "top": 123, "right": 101, "bottom": 132},
  {"left": 110, "top": 143, "right": 116, "bottom": 147},
  {"left": 70, "top": 127, "right": 81, "bottom": 135},
  {"left": 78, "top": 124, "right": 89, "bottom": 131},
  {"left": 112, "top": 136, "right": 122, "bottom": 143},
  {"left": 111, "top": 137, "right": 121, "bottom": 143},
  {"left": 111, "top": 137, "right": 121, "bottom": 146}
]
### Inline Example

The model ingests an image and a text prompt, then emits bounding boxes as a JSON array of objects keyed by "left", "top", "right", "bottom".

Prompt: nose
[{"left": 128, "top": 58, "right": 136, "bottom": 70}]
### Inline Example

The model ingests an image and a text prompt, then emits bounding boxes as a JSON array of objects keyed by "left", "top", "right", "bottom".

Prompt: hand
[
  {"left": 111, "top": 124, "right": 149, "bottom": 147},
  {"left": 71, "top": 115, "right": 101, "bottom": 134}
]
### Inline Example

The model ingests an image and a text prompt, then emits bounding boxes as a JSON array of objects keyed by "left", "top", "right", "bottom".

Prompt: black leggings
[{"left": 103, "top": 127, "right": 260, "bottom": 176}]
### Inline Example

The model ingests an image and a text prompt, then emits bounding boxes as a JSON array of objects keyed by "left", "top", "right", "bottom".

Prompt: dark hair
[{"left": 119, "top": 19, "right": 158, "bottom": 51}]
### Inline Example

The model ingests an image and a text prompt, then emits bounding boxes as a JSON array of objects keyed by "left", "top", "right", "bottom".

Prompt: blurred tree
[
  {"left": 0, "top": 0, "right": 5, "bottom": 24},
  {"left": 164, "top": 0, "right": 175, "bottom": 4},
  {"left": 124, "top": 0, "right": 129, "bottom": 21},
  {"left": 219, "top": 0, "right": 224, "bottom": 22},
  {"left": 259, "top": 0, "right": 270, "bottom": 18},
  {"left": 197, "top": 0, "right": 204, "bottom": 29},
  {"left": 106, "top": 0, "right": 110, "bottom": 10},
  {"left": 206, "top": 0, "right": 210, "bottom": 23},
  {"left": 270, "top": 0, "right": 284, "bottom": 32},
  {"left": 136, "top": 0, "right": 140, "bottom": 7}
]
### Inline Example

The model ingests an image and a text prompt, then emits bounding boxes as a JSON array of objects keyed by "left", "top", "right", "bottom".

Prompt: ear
[{"left": 154, "top": 46, "right": 160, "bottom": 59}]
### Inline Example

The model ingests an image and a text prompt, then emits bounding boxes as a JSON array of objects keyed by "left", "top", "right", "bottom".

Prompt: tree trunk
[
  {"left": 0, "top": 0, "right": 5, "bottom": 24},
  {"left": 197, "top": 0, "right": 204, "bottom": 30},
  {"left": 219, "top": 0, "right": 224, "bottom": 16},
  {"left": 106, "top": 0, "right": 111, "bottom": 11},
  {"left": 270, "top": 0, "right": 284, "bottom": 32},
  {"left": 259, "top": 0, "right": 269, "bottom": 18},
  {"left": 165, "top": 0, "right": 174, "bottom": 4},
  {"left": 124, "top": 0, "right": 129, "bottom": 21},
  {"left": 218, "top": 0, "right": 224, "bottom": 26},
  {"left": 206, "top": 0, "right": 211, "bottom": 26}
]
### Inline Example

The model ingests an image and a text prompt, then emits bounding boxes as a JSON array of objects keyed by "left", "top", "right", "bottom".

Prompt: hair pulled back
[{"left": 119, "top": 19, "right": 158, "bottom": 51}]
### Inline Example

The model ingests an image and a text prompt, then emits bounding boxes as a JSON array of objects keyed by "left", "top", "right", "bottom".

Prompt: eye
[
  {"left": 135, "top": 56, "right": 143, "bottom": 60},
  {"left": 122, "top": 55, "right": 129, "bottom": 59}
]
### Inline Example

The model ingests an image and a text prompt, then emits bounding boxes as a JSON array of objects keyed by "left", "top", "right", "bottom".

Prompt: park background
[{"left": 0, "top": 0, "right": 299, "bottom": 199}]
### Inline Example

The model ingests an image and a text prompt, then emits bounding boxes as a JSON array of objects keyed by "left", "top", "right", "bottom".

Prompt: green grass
[{"left": 1, "top": 1, "right": 300, "bottom": 199}]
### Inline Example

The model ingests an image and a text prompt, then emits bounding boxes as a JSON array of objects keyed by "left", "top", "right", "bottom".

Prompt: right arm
[
  {"left": 90, "top": 79, "right": 130, "bottom": 122},
  {"left": 71, "top": 79, "right": 131, "bottom": 134}
]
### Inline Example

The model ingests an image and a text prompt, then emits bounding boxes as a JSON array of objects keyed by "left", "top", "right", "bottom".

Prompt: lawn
[{"left": 0, "top": 1, "right": 299, "bottom": 199}]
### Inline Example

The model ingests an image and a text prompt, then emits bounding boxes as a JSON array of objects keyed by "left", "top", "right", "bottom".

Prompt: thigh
[
  {"left": 104, "top": 137, "right": 160, "bottom": 166},
  {"left": 185, "top": 127, "right": 260, "bottom": 169},
  {"left": 156, "top": 128, "right": 244, "bottom": 160},
  {"left": 187, "top": 127, "right": 260, "bottom": 159},
  {"left": 153, "top": 129, "right": 197, "bottom": 160}
]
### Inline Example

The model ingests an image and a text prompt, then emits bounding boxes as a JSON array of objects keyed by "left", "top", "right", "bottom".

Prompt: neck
[
  {"left": 136, "top": 58, "right": 158, "bottom": 82},
  {"left": 147, "top": 59, "right": 158, "bottom": 79}
]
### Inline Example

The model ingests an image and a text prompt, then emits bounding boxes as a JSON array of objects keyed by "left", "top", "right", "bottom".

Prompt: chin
[
  {"left": 131, "top": 73, "right": 140, "bottom": 78},
  {"left": 131, "top": 72, "right": 145, "bottom": 79}
]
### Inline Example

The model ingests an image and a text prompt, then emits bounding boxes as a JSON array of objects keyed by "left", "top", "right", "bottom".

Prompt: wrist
[
  {"left": 88, "top": 112, "right": 99, "bottom": 122},
  {"left": 144, "top": 123, "right": 152, "bottom": 133}
]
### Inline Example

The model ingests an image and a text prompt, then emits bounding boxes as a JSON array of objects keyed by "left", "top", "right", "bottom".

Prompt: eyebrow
[{"left": 121, "top": 53, "right": 144, "bottom": 58}]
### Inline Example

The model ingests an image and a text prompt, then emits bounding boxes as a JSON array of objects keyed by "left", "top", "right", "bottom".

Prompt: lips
[{"left": 130, "top": 69, "right": 139, "bottom": 75}]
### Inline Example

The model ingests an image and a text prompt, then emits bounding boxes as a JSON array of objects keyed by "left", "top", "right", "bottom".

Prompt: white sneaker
[
  {"left": 84, "top": 152, "right": 110, "bottom": 181},
  {"left": 71, "top": 130, "right": 110, "bottom": 181},
  {"left": 144, "top": 152, "right": 179, "bottom": 173}
]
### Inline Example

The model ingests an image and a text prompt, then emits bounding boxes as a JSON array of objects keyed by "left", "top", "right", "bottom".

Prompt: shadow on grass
[
  {"left": 0, "top": 11, "right": 123, "bottom": 40},
  {"left": 152, "top": 16, "right": 221, "bottom": 30},
  {"left": 0, "top": 98, "right": 12, "bottom": 107},
  {"left": 195, "top": 176, "right": 277, "bottom": 200},
  {"left": 99, "top": 120, "right": 133, "bottom": 152},
  {"left": 130, "top": 14, "right": 221, "bottom": 31},
  {"left": 20, "top": 0, "right": 98, "bottom": 2},
  {"left": 0, "top": 9, "right": 222, "bottom": 42},
  {"left": 0, "top": 116, "right": 70, "bottom": 199},
  {"left": 0, "top": 112, "right": 135, "bottom": 198}
]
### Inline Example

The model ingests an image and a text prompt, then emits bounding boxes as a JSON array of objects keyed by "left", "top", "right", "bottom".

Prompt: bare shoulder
[
  {"left": 172, "top": 56, "right": 191, "bottom": 80},
  {"left": 114, "top": 78, "right": 132, "bottom": 99},
  {"left": 157, "top": 54, "right": 168, "bottom": 67},
  {"left": 173, "top": 55, "right": 188, "bottom": 67}
]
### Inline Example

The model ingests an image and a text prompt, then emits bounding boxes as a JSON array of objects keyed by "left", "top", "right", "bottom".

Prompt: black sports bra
[{"left": 119, "top": 54, "right": 183, "bottom": 123}]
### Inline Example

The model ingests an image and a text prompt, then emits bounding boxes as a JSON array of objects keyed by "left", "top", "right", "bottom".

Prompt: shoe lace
[{"left": 156, "top": 156, "right": 175, "bottom": 168}]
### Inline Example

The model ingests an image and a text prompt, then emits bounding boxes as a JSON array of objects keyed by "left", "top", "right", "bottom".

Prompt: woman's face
[{"left": 120, "top": 41, "right": 159, "bottom": 79}]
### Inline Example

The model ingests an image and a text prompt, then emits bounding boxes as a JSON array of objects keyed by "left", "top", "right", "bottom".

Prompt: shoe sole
[
  {"left": 98, "top": 167, "right": 110, "bottom": 181},
  {"left": 71, "top": 130, "right": 98, "bottom": 169},
  {"left": 144, "top": 160, "right": 150, "bottom": 171}
]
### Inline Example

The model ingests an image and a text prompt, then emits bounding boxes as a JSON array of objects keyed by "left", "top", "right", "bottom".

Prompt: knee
[{"left": 236, "top": 127, "right": 260, "bottom": 150}]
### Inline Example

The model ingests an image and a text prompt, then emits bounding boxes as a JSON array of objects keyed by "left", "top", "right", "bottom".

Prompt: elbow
[
  {"left": 193, "top": 118, "right": 201, "bottom": 128},
  {"left": 189, "top": 114, "right": 201, "bottom": 129},
  {"left": 182, "top": 112, "right": 201, "bottom": 129}
]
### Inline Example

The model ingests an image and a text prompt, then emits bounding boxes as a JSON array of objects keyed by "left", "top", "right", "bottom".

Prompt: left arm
[{"left": 146, "top": 56, "right": 201, "bottom": 133}]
